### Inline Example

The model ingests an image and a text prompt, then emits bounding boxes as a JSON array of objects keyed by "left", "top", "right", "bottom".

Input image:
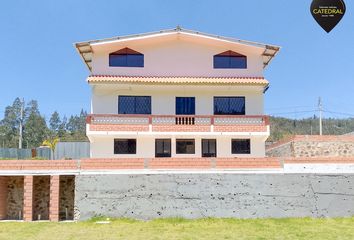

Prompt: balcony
[{"left": 86, "top": 114, "right": 269, "bottom": 134}]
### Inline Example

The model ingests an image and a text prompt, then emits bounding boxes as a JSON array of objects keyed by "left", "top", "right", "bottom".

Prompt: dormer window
[
  {"left": 109, "top": 48, "right": 144, "bottom": 67},
  {"left": 213, "top": 50, "right": 247, "bottom": 69}
]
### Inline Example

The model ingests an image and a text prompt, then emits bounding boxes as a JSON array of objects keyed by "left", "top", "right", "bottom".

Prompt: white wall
[
  {"left": 90, "top": 34, "right": 264, "bottom": 77},
  {"left": 90, "top": 135, "right": 265, "bottom": 158},
  {"left": 91, "top": 84, "right": 264, "bottom": 115}
]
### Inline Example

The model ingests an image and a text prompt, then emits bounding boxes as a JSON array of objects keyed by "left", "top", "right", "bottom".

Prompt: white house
[{"left": 75, "top": 27, "right": 279, "bottom": 159}]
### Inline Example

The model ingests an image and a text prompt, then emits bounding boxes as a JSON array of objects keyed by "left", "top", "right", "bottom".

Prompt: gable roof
[{"left": 74, "top": 27, "right": 280, "bottom": 71}]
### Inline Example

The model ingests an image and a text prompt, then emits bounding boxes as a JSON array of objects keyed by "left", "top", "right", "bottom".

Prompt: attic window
[
  {"left": 109, "top": 48, "right": 144, "bottom": 67},
  {"left": 213, "top": 50, "right": 247, "bottom": 69}
]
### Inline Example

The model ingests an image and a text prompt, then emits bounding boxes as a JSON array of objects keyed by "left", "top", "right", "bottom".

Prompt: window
[
  {"left": 176, "top": 97, "right": 195, "bottom": 115},
  {"left": 214, "top": 97, "right": 245, "bottom": 115},
  {"left": 176, "top": 139, "right": 195, "bottom": 154},
  {"left": 109, "top": 48, "right": 144, "bottom": 67},
  {"left": 232, "top": 139, "right": 250, "bottom": 154},
  {"left": 118, "top": 96, "right": 151, "bottom": 114},
  {"left": 155, "top": 139, "right": 171, "bottom": 157},
  {"left": 213, "top": 50, "right": 247, "bottom": 69},
  {"left": 114, "top": 139, "right": 136, "bottom": 154},
  {"left": 202, "top": 139, "right": 217, "bottom": 157}
]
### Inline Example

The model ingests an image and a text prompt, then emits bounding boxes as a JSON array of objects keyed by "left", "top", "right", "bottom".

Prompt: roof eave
[{"left": 74, "top": 27, "right": 281, "bottom": 71}]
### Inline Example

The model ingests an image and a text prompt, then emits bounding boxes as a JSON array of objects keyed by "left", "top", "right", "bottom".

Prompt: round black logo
[{"left": 310, "top": 0, "right": 346, "bottom": 33}]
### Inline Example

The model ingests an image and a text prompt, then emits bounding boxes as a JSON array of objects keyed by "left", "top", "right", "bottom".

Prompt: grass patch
[{"left": 0, "top": 217, "right": 354, "bottom": 240}]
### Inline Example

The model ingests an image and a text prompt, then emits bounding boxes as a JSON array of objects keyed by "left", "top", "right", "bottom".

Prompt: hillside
[{"left": 269, "top": 116, "right": 354, "bottom": 142}]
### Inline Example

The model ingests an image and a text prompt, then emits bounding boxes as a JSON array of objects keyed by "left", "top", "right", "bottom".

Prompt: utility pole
[
  {"left": 19, "top": 98, "right": 24, "bottom": 149},
  {"left": 318, "top": 97, "right": 323, "bottom": 135}
]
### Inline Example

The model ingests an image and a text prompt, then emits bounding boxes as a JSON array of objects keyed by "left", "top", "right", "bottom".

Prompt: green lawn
[{"left": 0, "top": 217, "right": 354, "bottom": 240}]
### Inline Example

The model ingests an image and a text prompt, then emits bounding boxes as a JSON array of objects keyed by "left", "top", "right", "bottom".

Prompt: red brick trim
[
  {"left": 216, "top": 158, "right": 281, "bottom": 168},
  {"left": 23, "top": 175, "right": 33, "bottom": 221},
  {"left": 49, "top": 176, "right": 60, "bottom": 222},
  {"left": 214, "top": 125, "right": 267, "bottom": 132},
  {"left": 80, "top": 158, "right": 145, "bottom": 170},
  {"left": 152, "top": 125, "right": 211, "bottom": 132},
  {"left": 89, "top": 124, "right": 149, "bottom": 132},
  {"left": 284, "top": 157, "right": 354, "bottom": 164}
]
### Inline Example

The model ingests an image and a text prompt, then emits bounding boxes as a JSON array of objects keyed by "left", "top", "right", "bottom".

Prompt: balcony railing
[{"left": 86, "top": 114, "right": 269, "bottom": 133}]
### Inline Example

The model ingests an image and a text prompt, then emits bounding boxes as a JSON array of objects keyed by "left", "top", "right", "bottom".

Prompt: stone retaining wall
[
  {"left": 266, "top": 135, "right": 354, "bottom": 157},
  {"left": 7, "top": 176, "right": 23, "bottom": 220},
  {"left": 75, "top": 173, "right": 354, "bottom": 220},
  {"left": 33, "top": 176, "right": 50, "bottom": 220},
  {"left": 59, "top": 176, "right": 75, "bottom": 220}
]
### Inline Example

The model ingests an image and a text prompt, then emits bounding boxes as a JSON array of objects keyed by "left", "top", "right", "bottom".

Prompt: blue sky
[{"left": 0, "top": 0, "right": 353, "bottom": 120}]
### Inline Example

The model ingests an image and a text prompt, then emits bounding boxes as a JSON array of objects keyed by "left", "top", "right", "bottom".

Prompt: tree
[
  {"left": 0, "top": 98, "right": 23, "bottom": 148},
  {"left": 49, "top": 111, "right": 61, "bottom": 135},
  {"left": 42, "top": 137, "right": 60, "bottom": 160},
  {"left": 23, "top": 101, "right": 49, "bottom": 148},
  {"left": 57, "top": 115, "right": 67, "bottom": 138}
]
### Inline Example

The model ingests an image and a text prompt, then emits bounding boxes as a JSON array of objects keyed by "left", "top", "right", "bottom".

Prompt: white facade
[
  {"left": 90, "top": 32, "right": 264, "bottom": 77},
  {"left": 91, "top": 84, "right": 264, "bottom": 115},
  {"left": 76, "top": 28, "right": 279, "bottom": 159},
  {"left": 90, "top": 135, "right": 266, "bottom": 159}
]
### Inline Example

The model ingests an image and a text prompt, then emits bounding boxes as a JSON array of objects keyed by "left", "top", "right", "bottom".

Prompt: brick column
[
  {"left": 49, "top": 175, "right": 60, "bottom": 222},
  {"left": 23, "top": 175, "right": 33, "bottom": 221},
  {"left": 0, "top": 177, "right": 8, "bottom": 220}
]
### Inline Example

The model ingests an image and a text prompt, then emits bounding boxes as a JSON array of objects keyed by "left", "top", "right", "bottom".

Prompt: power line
[
  {"left": 268, "top": 110, "right": 316, "bottom": 115},
  {"left": 323, "top": 110, "right": 354, "bottom": 118},
  {"left": 265, "top": 105, "right": 314, "bottom": 111}
]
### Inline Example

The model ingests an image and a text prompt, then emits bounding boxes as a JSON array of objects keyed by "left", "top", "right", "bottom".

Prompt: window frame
[
  {"left": 201, "top": 139, "right": 217, "bottom": 157},
  {"left": 118, "top": 96, "right": 151, "bottom": 114},
  {"left": 176, "top": 139, "right": 195, "bottom": 154},
  {"left": 109, "top": 48, "right": 144, "bottom": 68},
  {"left": 213, "top": 50, "right": 247, "bottom": 69},
  {"left": 114, "top": 139, "right": 137, "bottom": 155},
  {"left": 175, "top": 97, "right": 196, "bottom": 115},
  {"left": 231, "top": 139, "right": 251, "bottom": 154},
  {"left": 213, "top": 96, "right": 246, "bottom": 115},
  {"left": 155, "top": 139, "right": 171, "bottom": 158}
]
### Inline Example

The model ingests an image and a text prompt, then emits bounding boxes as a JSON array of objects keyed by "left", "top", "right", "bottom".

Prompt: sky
[{"left": 0, "top": 0, "right": 353, "bottom": 120}]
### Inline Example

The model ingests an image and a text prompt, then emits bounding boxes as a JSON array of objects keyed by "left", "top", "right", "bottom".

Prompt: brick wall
[
  {"left": 89, "top": 124, "right": 267, "bottom": 133},
  {"left": 49, "top": 175, "right": 60, "bottom": 221},
  {"left": 214, "top": 125, "right": 267, "bottom": 132},
  {"left": 90, "top": 124, "right": 149, "bottom": 132},
  {"left": 152, "top": 125, "right": 211, "bottom": 132},
  {"left": 23, "top": 175, "right": 33, "bottom": 221},
  {"left": 0, "top": 160, "right": 77, "bottom": 171}
]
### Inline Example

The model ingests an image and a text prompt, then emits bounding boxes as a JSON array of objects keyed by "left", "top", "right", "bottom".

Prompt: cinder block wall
[{"left": 75, "top": 173, "right": 354, "bottom": 220}]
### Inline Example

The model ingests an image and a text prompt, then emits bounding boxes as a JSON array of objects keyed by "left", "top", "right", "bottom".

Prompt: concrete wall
[
  {"left": 90, "top": 135, "right": 266, "bottom": 158},
  {"left": 75, "top": 173, "right": 354, "bottom": 220},
  {"left": 91, "top": 84, "right": 264, "bottom": 115},
  {"left": 90, "top": 34, "right": 264, "bottom": 77}
]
